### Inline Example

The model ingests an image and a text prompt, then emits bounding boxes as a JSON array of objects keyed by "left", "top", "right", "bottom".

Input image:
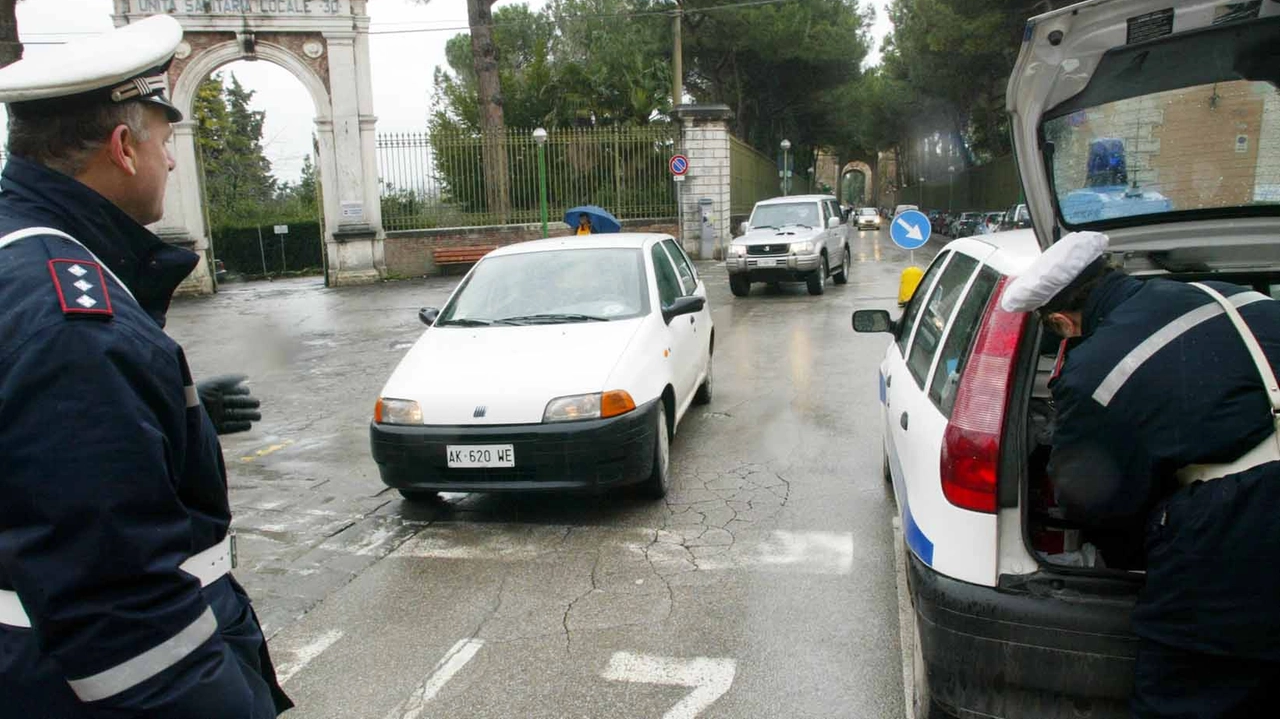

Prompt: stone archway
[
  {"left": 840, "top": 160, "right": 874, "bottom": 207},
  {"left": 113, "top": 0, "right": 385, "bottom": 293}
]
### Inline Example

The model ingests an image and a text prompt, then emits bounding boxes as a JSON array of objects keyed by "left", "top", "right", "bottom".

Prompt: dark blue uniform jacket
[
  {"left": 1050, "top": 271, "right": 1280, "bottom": 660},
  {"left": 0, "top": 157, "right": 289, "bottom": 716}
]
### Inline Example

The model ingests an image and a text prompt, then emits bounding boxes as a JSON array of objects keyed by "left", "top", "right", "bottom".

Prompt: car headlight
[
  {"left": 791, "top": 241, "right": 814, "bottom": 254},
  {"left": 543, "top": 390, "right": 636, "bottom": 422},
  {"left": 730, "top": 244, "right": 747, "bottom": 257},
  {"left": 375, "top": 397, "right": 423, "bottom": 425}
]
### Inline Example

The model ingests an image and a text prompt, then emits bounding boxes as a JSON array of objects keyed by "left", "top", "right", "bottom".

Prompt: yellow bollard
[{"left": 898, "top": 266, "right": 924, "bottom": 306}]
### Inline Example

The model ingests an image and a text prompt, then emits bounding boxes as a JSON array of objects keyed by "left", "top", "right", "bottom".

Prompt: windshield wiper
[
  {"left": 495, "top": 313, "right": 611, "bottom": 325},
  {"left": 436, "top": 318, "right": 493, "bottom": 327},
  {"left": 781, "top": 223, "right": 813, "bottom": 230},
  {"left": 752, "top": 224, "right": 776, "bottom": 230}
]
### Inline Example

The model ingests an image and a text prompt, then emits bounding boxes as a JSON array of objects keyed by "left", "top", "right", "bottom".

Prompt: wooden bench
[{"left": 433, "top": 246, "right": 496, "bottom": 271}]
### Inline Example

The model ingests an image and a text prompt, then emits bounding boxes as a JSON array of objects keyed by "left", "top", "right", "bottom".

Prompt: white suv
[
  {"left": 854, "top": 0, "right": 1280, "bottom": 716},
  {"left": 726, "top": 195, "right": 851, "bottom": 297}
]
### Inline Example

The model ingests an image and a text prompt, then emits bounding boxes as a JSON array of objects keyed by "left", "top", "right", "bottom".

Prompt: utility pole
[{"left": 672, "top": 3, "right": 683, "bottom": 109}]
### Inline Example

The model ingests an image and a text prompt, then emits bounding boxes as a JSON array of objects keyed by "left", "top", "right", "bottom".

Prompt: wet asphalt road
[{"left": 167, "top": 226, "right": 940, "bottom": 719}]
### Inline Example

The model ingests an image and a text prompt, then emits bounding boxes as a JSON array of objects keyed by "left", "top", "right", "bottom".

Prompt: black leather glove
[{"left": 197, "top": 374, "right": 262, "bottom": 435}]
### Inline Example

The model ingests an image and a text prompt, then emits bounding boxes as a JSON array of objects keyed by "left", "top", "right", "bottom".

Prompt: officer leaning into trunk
[
  {"left": 0, "top": 16, "right": 291, "bottom": 717},
  {"left": 1003, "top": 230, "right": 1280, "bottom": 717}
]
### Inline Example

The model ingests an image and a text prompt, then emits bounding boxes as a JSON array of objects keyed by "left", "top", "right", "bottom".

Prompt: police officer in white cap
[
  {"left": 1004, "top": 231, "right": 1280, "bottom": 716},
  {"left": 0, "top": 16, "right": 291, "bottom": 716}
]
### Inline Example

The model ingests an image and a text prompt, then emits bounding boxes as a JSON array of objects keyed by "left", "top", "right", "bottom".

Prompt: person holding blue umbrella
[{"left": 564, "top": 205, "right": 621, "bottom": 234}]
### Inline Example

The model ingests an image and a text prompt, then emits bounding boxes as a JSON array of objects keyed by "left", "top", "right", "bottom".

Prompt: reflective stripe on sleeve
[
  {"left": 1092, "top": 291, "right": 1270, "bottom": 407},
  {"left": 184, "top": 384, "right": 200, "bottom": 409},
  {"left": 66, "top": 607, "right": 217, "bottom": 703}
]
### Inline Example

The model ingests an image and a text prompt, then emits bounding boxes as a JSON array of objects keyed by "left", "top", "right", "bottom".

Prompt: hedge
[{"left": 211, "top": 221, "right": 325, "bottom": 276}]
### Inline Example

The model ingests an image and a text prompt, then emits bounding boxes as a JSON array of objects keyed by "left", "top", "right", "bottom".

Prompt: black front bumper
[
  {"left": 370, "top": 399, "right": 658, "bottom": 492},
  {"left": 908, "top": 551, "right": 1139, "bottom": 718}
]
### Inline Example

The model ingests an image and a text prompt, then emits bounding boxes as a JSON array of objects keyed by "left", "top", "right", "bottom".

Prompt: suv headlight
[
  {"left": 730, "top": 244, "right": 747, "bottom": 257},
  {"left": 791, "top": 241, "right": 814, "bottom": 254},
  {"left": 375, "top": 397, "right": 423, "bottom": 425},
  {"left": 543, "top": 390, "right": 636, "bottom": 422}
]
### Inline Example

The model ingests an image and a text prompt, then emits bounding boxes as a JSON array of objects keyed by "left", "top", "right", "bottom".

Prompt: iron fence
[
  {"left": 377, "top": 126, "right": 678, "bottom": 231},
  {"left": 729, "top": 137, "right": 777, "bottom": 217}
]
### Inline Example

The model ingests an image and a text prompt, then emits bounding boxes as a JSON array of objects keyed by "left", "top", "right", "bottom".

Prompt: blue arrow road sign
[{"left": 890, "top": 209, "right": 931, "bottom": 250}]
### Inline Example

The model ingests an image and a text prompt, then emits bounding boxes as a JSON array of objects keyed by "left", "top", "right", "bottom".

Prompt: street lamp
[
  {"left": 918, "top": 176, "right": 925, "bottom": 208},
  {"left": 533, "top": 128, "right": 549, "bottom": 238},
  {"left": 780, "top": 139, "right": 791, "bottom": 196},
  {"left": 947, "top": 165, "right": 955, "bottom": 213}
]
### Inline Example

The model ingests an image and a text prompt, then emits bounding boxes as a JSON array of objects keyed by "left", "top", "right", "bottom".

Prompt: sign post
[
  {"left": 274, "top": 224, "right": 289, "bottom": 275},
  {"left": 669, "top": 154, "right": 689, "bottom": 182},
  {"left": 889, "top": 209, "right": 932, "bottom": 265}
]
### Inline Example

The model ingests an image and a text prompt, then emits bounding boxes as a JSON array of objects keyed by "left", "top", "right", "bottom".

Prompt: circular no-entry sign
[{"left": 669, "top": 154, "right": 689, "bottom": 176}]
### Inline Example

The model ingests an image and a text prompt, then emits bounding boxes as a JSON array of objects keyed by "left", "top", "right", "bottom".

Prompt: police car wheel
[{"left": 640, "top": 403, "right": 671, "bottom": 499}]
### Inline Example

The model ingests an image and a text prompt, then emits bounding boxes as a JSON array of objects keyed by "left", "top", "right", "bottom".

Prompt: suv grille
[{"left": 747, "top": 244, "right": 789, "bottom": 256}]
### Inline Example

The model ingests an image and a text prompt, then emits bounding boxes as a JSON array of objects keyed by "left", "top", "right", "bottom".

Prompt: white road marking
[
  {"left": 383, "top": 638, "right": 485, "bottom": 719},
  {"left": 273, "top": 629, "right": 343, "bottom": 686},
  {"left": 393, "top": 525, "right": 855, "bottom": 576},
  {"left": 602, "top": 652, "right": 737, "bottom": 719},
  {"left": 892, "top": 517, "right": 915, "bottom": 719}
]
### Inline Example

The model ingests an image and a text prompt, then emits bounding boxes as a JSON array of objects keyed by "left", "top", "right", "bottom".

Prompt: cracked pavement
[{"left": 166, "top": 228, "right": 937, "bottom": 718}]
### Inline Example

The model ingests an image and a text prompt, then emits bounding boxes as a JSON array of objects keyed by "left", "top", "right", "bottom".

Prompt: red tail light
[{"left": 940, "top": 276, "right": 1027, "bottom": 513}]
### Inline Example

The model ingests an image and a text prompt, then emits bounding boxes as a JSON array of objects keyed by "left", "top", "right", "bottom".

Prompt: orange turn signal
[
  {"left": 374, "top": 398, "right": 384, "bottom": 424},
  {"left": 600, "top": 390, "right": 637, "bottom": 418}
]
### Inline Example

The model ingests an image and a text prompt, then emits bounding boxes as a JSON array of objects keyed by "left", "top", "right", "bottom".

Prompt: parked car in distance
[
  {"left": 370, "top": 234, "right": 713, "bottom": 501},
  {"left": 853, "top": 1, "right": 1280, "bottom": 716},
  {"left": 855, "top": 206, "right": 882, "bottom": 231},
  {"left": 893, "top": 204, "right": 919, "bottom": 218},
  {"left": 728, "top": 195, "right": 851, "bottom": 297},
  {"left": 1000, "top": 203, "right": 1032, "bottom": 231}
]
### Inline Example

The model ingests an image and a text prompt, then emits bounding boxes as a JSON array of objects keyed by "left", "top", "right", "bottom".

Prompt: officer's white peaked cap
[
  {"left": 0, "top": 15, "right": 183, "bottom": 122},
  {"left": 1001, "top": 231, "right": 1109, "bottom": 313}
]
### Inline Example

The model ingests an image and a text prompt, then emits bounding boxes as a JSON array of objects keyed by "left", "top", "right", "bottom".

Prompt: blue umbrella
[{"left": 563, "top": 205, "right": 621, "bottom": 234}]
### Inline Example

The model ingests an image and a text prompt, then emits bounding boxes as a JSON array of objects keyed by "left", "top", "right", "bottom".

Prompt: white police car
[{"left": 854, "top": 0, "right": 1280, "bottom": 715}]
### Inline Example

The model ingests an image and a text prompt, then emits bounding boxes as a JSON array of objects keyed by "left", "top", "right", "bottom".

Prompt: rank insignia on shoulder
[{"left": 48, "top": 259, "right": 114, "bottom": 318}]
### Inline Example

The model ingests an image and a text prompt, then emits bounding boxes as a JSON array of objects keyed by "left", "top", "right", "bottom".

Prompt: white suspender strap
[
  {"left": 0, "top": 536, "right": 234, "bottom": 629},
  {"left": 0, "top": 225, "right": 136, "bottom": 301},
  {"left": 1189, "top": 283, "right": 1280, "bottom": 443}
]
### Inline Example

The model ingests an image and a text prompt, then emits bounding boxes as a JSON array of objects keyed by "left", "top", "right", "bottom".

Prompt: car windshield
[
  {"left": 1044, "top": 79, "right": 1279, "bottom": 226},
  {"left": 750, "top": 202, "right": 820, "bottom": 228},
  {"left": 858, "top": 208, "right": 878, "bottom": 217},
  {"left": 436, "top": 248, "right": 650, "bottom": 326}
]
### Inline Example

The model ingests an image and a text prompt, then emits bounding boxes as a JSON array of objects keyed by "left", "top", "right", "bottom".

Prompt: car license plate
[
  {"left": 757, "top": 258, "right": 778, "bottom": 268},
  {"left": 447, "top": 445, "right": 515, "bottom": 468}
]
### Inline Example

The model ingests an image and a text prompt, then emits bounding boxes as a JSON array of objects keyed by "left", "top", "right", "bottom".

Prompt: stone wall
[{"left": 383, "top": 219, "right": 680, "bottom": 277}]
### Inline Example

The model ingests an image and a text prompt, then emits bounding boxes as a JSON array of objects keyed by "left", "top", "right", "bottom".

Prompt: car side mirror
[
  {"left": 827, "top": 216, "right": 840, "bottom": 229},
  {"left": 418, "top": 307, "right": 440, "bottom": 326},
  {"left": 738, "top": 221, "right": 751, "bottom": 236},
  {"left": 662, "top": 295, "right": 706, "bottom": 324},
  {"left": 852, "top": 309, "right": 896, "bottom": 334}
]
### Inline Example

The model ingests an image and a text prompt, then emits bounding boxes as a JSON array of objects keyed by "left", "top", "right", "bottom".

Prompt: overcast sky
[{"left": 6, "top": 0, "right": 891, "bottom": 182}]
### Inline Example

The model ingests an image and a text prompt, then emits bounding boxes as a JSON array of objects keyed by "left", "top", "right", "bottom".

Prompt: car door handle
[
  {"left": 900, "top": 411, "right": 909, "bottom": 430},
  {"left": 689, "top": 315, "right": 695, "bottom": 324},
  {"left": 886, "top": 375, "right": 892, "bottom": 388}
]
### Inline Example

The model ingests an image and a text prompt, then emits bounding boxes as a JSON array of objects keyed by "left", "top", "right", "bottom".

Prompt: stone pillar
[
  {"left": 321, "top": 29, "right": 385, "bottom": 286},
  {"left": 159, "top": 123, "right": 213, "bottom": 295},
  {"left": 674, "top": 105, "right": 732, "bottom": 260}
]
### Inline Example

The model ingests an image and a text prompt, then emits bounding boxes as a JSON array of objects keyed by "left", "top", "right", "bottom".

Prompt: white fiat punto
[{"left": 370, "top": 234, "right": 713, "bottom": 500}]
